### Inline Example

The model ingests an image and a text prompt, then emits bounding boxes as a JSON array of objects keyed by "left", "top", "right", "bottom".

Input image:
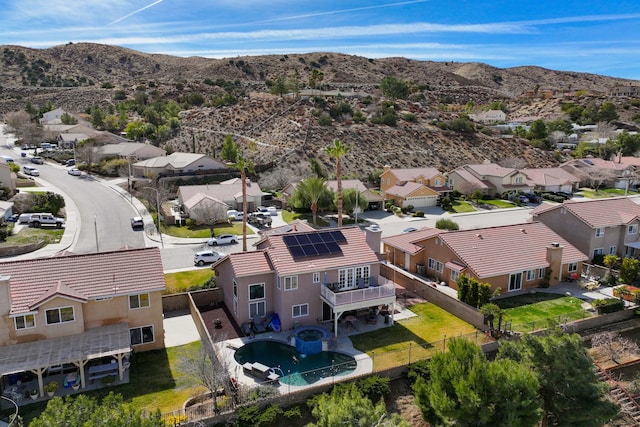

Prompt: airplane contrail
[{"left": 109, "top": 0, "right": 164, "bottom": 26}]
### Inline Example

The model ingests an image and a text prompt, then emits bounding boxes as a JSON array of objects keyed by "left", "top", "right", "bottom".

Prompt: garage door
[{"left": 403, "top": 196, "right": 437, "bottom": 208}]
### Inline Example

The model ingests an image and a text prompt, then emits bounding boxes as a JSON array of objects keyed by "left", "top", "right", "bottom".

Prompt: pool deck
[{"left": 220, "top": 301, "right": 420, "bottom": 394}]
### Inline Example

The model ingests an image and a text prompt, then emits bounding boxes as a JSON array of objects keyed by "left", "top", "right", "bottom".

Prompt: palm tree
[
  {"left": 235, "top": 155, "right": 255, "bottom": 252},
  {"left": 324, "top": 139, "right": 350, "bottom": 227},
  {"left": 297, "top": 177, "right": 328, "bottom": 225}
]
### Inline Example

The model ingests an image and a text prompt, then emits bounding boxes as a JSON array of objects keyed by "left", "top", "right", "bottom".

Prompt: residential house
[
  {"left": 182, "top": 194, "right": 229, "bottom": 224},
  {"left": 133, "top": 152, "right": 226, "bottom": 178},
  {"left": 610, "top": 85, "right": 640, "bottom": 97},
  {"left": 469, "top": 109, "right": 506, "bottom": 123},
  {"left": 178, "top": 178, "right": 267, "bottom": 213},
  {"left": 382, "top": 222, "right": 587, "bottom": 294},
  {"left": 97, "top": 142, "right": 167, "bottom": 163},
  {"left": 0, "top": 248, "right": 166, "bottom": 398},
  {"left": 380, "top": 166, "right": 450, "bottom": 208},
  {"left": 561, "top": 158, "right": 637, "bottom": 189},
  {"left": 281, "top": 179, "right": 384, "bottom": 210},
  {"left": 0, "top": 158, "right": 16, "bottom": 194},
  {"left": 447, "top": 162, "right": 531, "bottom": 197},
  {"left": 521, "top": 167, "right": 581, "bottom": 193},
  {"left": 531, "top": 197, "right": 640, "bottom": 260},
  {"left": 40, "top": 108, "right": 67, "bottom": 125},
  {"left": 212, "top": 226, "right": 396, "bottom": 336}
]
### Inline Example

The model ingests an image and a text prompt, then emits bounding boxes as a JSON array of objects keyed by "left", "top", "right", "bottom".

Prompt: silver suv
[{"left": 29, "top": 213, "right": 65, "bottom": 228}]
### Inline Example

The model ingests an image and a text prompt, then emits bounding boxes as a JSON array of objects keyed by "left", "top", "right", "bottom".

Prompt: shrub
[
  {"left": 414, "top": 211, "right": 425, "bottom": 217},
  {"left": 404, "top": 359, "right": 430, "bottom": 385},
  {"left": 591, "top": 298, "right": 624, "bottom": 314},
  {"left": 435, "top": 218, "right": 459, "bottom": 230},
  {"left": 317, "top": 113, "right": 332, "bottom": 126},
  {"left": 356, "top": 375, "right": 390, "bottom": 403}
]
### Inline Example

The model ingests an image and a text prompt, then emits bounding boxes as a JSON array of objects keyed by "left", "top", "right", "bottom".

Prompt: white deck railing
[{"left": 320, "top": 277, "right": 395, "bottom": 306}]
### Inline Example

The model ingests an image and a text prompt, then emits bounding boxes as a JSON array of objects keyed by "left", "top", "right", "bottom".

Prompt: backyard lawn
[
  {"left": 495, "top": 292, "right": 592, "bottom": 332},
  {"left": 164, "top": 269, "right": 214, "bottom": 294},
  {"left": 350, "top": 302, "right": 483, "bottom": 370}
]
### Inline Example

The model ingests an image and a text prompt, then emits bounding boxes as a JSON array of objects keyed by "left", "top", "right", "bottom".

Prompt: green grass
[
  {"left": 0, "top": 226, "right": 64, "bottom": 247},
  {"left": 350, "top": 302, "right": 481, "bottom": 370},
  {"left": 20, "top": 342, "right": 205, "bottom": 424},
  {"left": 164, "top": 269, "right": 214, "bottom": 294},
  {"left": 281, "top": 210, "right": 329, "bottom": 227},
  {"left": 481, "top": 199, "right": 517, "bottom": 208},
  {"left": 577, "top": 188, "right": 638, "bottom": 199},
  {"left": 495, "top": 293, "right": 592, "bottom": 332},
  {"left": 451, "top": 200, "right": 475, "bottom": 213},
  {"left": 161, "top": 221, "right": 254, "bottom": 238}
]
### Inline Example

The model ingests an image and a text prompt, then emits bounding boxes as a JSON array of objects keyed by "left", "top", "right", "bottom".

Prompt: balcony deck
[{"left": 320, "top": 276, "right": 396, "bottom": 308}]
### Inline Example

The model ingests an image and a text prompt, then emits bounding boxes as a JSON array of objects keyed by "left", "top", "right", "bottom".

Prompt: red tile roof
[
  {"left": 1, "top": 247, "right": 166, "bottom": 315},
  {"left": 384, "top": 182, "right": 429, "bottom": 197},
  {"left": 264, "top": 226, "right": 379, "bottom": 276},
  {"left": 386, "top": 167, "right": 442, "bottom": 181},
  {"left": 225, "top": 250, "right": 274, "bottom": 277},
  {"left": 533, "top": 197, "right": 640, "bottom": 228},
  {"left": 439, "top": 222, "right": 587, "bottom": 279},
  {"left": 382, "top": 228, "right": 444, "bottom": 254}
]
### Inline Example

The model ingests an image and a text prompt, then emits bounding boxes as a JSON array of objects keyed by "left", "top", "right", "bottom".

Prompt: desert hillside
[{"left": 1, "top": 43, "right": 639, "bottom": 187}]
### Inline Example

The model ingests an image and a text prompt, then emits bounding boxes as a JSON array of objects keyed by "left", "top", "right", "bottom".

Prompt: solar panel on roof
[
  {"left": 283, "top": 235, "right": 298, "bottom": 246},
  {"left": 308, "top": 233, "right": 323, "bottom": 243},
  {"left": 315, "top": 243, "right": 331, "bottom": 255},
  {"left": 326, "top": 241, "right": 341, "bottom": 253},
  {"left": 296, "top": 234, "right": 312, "bottom": 244},
  {"left": 289, "top": 246, "right": 306, "bottom": 258},
  {"left": 320, "top": 232, "right": 335, "bottom": 242},
  {"left": 301, "top": 244, "right": 319, "bottom": 257},
  {"left": 330, "top": 230, "right": 346, "bottom": 242}
]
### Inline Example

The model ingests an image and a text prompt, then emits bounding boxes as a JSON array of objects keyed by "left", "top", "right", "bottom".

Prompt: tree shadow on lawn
[
  {"left": 350, "top": 322, "right": 434, "bottom": 354},
  {"left": 494, "top": 292, "right": 569, "bottom": 310}
]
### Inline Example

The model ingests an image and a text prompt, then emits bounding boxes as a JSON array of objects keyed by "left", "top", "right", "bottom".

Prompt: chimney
[
  {"left": 0, "top": 275, "right": 12, "bottom": 345},
  {"left": 364, "top": 225, "right": 382, "bottom": 254},
  {"left": 546, "top": 242, "right": 564, "bottom": 285},
  {"left": 383, "top": 165, "right": 391, "bottom": 173}
]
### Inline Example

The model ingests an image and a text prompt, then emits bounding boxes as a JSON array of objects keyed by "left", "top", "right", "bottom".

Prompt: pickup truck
[
  {"left": 248, "top": 212, "right": 272, "bottom": 227},
  {"left": 29, "top": 213, "right": 65, "bottom": 228}
]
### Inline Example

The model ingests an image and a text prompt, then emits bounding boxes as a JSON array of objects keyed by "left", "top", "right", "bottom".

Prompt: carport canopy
[
  {"left": 0, "top": 323, "right": 131, "bottom": 376},
  {"left": 626, "top": 242, "right": 640, "bottom": 249}
]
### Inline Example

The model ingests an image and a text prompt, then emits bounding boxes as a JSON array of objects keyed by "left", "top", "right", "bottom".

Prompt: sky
[{"left": 1, "top": 0, "right": 640, "bottom": 80}]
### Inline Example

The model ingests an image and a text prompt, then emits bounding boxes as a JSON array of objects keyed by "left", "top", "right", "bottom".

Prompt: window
[
  {"left": 249, "top": 301, "right": 266, "bottom": 319},
  {"left": 450, "top": 270, "right": 460, "bottom": 282},
  {"left": 249, "top": 283, "right": 265, "bottom": 300},
  {"left": 130, "top": 326, "right": 154, "bottom": 346},
  {"left": 538, "top": 267, "right": 546, "bottom": 279},
  {"left": 509, "top": 272, "right": 522, "bottom": 291},
  {"left": 338, "top": 268, "right": 355, "bottom": 289},
  {"left": 435, "top": 178, "right": 442, "bottom": 186},
  {"left": 609, "top": 246, "right": 617, "bottom": 255},
  {"left": 568, "top": 263, "right": 578, "bottom": 272},
  {"left": 428, "top": 258, "right": 443, "bottom": 273},
  {"left": 595, "top": 227, "right": 604, "bottom": 238},
  {"left": 45, "top": 307, "right": 75, "bottom": 325},
  {"left": 284, "top": 276, "right": 298, "bottom": 291},
  {"left": 514, "top": 176, "right": 523, "bottom": 184},
  {"left": 129, "top": 293, "right": 150, "bottom": 309},
  {"left": 593, "top": 248, "right": 604, "bottom": 258},
  {"left": 292, "top": 304, "right": 309, "bottom": 318},
  {"left": 313, "top": 272, "right": 320, "bottom": 284},
  {"left": 14, "top": 314, "right": 35, "bottom": 330},
  {"left": 233, "top": 281, "right": 238, "bottom": 297},
  {"left": 355, "top": 265, "right": 370, "bottom": 287},
  {"left": 629, "top": 224, "right": 638, "bottom": 235},
  {"left": 526, "top": 270, "right": 535, "bottom": 281}
]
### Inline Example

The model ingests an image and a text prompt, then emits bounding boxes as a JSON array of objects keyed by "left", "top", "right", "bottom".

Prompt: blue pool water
[{"left": 234, "top": 340, "right": 357, "bottom": 386}]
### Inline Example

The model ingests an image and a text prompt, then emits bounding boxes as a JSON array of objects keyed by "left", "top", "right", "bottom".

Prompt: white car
[
  {"left": 194, "top": 250, "right": 223, "bottom": 266},
  {"left": 401, "top": 227, "right": 418, "bottom": 234},
  {"left": 68, "top": 168, "right": 81, "bottom": 176},
  {"left": 207, "top": 234, "right": 238, "bottom": 246},
  {"left": 227, "top": 210, "right": 244, "bottom": 221}
]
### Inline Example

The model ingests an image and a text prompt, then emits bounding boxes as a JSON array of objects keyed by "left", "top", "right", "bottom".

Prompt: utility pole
[{"left": 144, "top": 187, "right": 165, "bottom": 248}]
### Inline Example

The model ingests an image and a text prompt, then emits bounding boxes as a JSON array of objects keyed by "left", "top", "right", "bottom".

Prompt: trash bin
[
  {"left": 21, "top": 152, "right": 26, "bottom": 158},
  {"left": 384, "top": 314, "right": 390, "bottom": 324}
]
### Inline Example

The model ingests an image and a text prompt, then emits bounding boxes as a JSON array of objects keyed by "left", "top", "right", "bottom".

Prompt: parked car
[
  {"left": 29, "top": 213, "right": 64, "bottom": 228},
  {"left": 21, "top": 144, "right": 28, "bottom": 150},
  {"left": 401, "top": 227, "right": 418, "bottom": 234},
  {"left": 227, "top": 210, "right": 244, "bottom": 221},
  {"left": 6, "top": 214, "right": 19, "bottom": 222},
  {"left": 18, "top": 213, "right": 33, "bottom": 224},
  {"left": 67, "top": 168, "right": 82, "bottom": 176},
  {"left": 194, "top": 250, "right": 223, "bottom": 266},
  {"left": 1, "top": 156, "right": 14, "bottom": 163},
  {"left": 207, "top": 234, "right": 238, "bottom": 246},
  {"left": 554, "top": 191, "right": 573, "bottom": 200},
  {"left": 66, "top": 159, "right": 76, "bottom": 166},
  {"left": 266, "top": 206, "right": 277, "bottom": 216},
  {"left": 130, "top": 217, "right": 144, "bottom": 229},
  {"left": 30, "top": 156, "right": 44, "bottom": 164},
  {"left": 524, "top": 193, "right": 540, "bottom": 203}
]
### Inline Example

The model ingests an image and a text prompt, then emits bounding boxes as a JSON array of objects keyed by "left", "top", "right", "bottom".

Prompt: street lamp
[{"left": 143, "top": 187, "right": 164, "bottom": 248}]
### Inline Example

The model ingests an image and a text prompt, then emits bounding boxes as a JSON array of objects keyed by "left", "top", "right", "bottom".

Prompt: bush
[
  {"left": 414, "top": 211, "right": 425, "bottom": 217},
  {"left": 404, "top": 359, "right": 430, "bottom": 385},
  {"left": 591, "top": 298, "right": 624, "bottom": 314},
  {"left": 356, "top": 375, "right": 390, "bottom": 403}
]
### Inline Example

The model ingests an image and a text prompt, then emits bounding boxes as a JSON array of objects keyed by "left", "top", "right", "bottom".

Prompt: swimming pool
[{"left": 234, "top": 340, "right": 357, "bottom": 386}]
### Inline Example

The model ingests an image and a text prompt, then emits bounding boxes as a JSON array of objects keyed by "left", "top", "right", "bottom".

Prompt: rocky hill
[{"left": 1, "top": 43, "right": 639, "bottom": 188}]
